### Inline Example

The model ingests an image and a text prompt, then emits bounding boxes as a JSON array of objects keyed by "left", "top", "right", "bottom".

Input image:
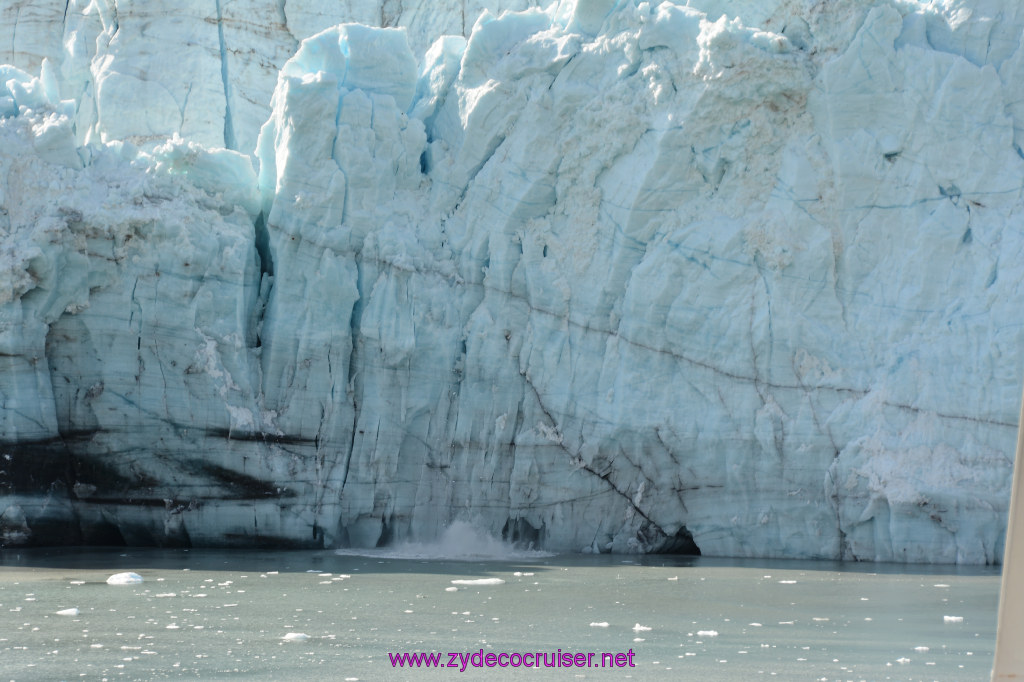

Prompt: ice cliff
[{"left": 1, "top": 0, "right": 1022, "bottom": 563}]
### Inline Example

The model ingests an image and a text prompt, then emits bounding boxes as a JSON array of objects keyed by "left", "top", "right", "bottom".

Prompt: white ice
[
  {"left": 450, "top": 578, "right": 506, "bottom": 586},
  {"left": 106, "top": 572, "right": 144, "bottom": 585},
  {"left": 0, "top": 0, "right": 1022, "bottom": 564}
]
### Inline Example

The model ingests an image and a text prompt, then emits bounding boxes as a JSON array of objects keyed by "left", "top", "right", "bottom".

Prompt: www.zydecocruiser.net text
[{"left": 389, "top": 648, "right": 636, "bottom": 671}]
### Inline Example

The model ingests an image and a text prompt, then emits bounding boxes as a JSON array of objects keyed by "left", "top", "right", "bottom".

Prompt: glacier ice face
[{"left": 1, "top": 0, "right": 1023, "bottom": 563}]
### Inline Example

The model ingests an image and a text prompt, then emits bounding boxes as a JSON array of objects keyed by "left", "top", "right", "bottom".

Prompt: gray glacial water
[{"left": 0, "top": 537, "right": 999, "bottom": 680}]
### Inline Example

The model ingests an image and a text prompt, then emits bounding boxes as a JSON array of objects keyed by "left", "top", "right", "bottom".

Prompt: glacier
[{"left": 0, "top": 0, "right": 1022, "bottom": 563}]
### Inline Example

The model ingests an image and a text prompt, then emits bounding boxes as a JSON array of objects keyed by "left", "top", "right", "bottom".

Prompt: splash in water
[{"left": 334, "top": 521, "right": 553, "bottom": 561}]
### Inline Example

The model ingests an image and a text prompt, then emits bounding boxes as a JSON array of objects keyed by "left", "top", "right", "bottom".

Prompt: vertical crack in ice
[
  {"left": 277, "top": 0, "right": 298, "bottom": 50},
  {"left": 179, "top": 83, "right": 193, "bottom": 129},
  {"left": 214, "top": 0, "right": 235, "bottom": 150},
  {"left": 10, "top": 7, "right": 19, "bottom": 60},
  {"left": 338, "top": 262, "right": 365, "bottom": 496},
  {"left": 128, "top": 275, "right": 139, "bottom": 328},
  {"left": 748, "top": 276, "right": 766, "bottom": 403},
  {"left": 756, "top": 256, "right": 774, "bottom": 390},
  {"left": 653, "top": 426, "right": 688, "bottom": 513},
  {"left": 380, "top": 0, "right": 402, "bottom": 28},
  {"left": 831, "top": 228, "right": 849, "bottom": 330},
  {"left": 826, "top": 466, "right": 847, "bottom": 561},
  {"left": 252, "top": 212, "right": 273, "bottom": 277}
]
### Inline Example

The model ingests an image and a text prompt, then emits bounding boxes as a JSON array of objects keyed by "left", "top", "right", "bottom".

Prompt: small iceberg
[
  {"left": 450, "top": 578, "right": 505, "bottom": 586},
  {"left": 56, "top": 607, "right": 79, "bottom": 616},
  {"left": 106, "top": 572, "right": 144, "bottom": 585},
  {"left": 282, "top": 632, "right": 310, "bottom": 641}
]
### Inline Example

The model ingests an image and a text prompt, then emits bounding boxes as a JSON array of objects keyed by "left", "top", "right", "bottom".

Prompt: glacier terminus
[{"left": 0, "top": 0, "right": 1023, "bottom": 563}]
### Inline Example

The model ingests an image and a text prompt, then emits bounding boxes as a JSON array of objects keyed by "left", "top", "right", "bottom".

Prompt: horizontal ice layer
[{"left": 1, "top": 0, "right": 1024, "bottom": 563}]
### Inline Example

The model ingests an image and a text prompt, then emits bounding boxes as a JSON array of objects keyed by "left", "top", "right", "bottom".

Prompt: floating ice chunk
[
  {"left": 106, "top": 572, "right": 144, "bottom": 585},
  {"left": 944, "top": 615, "right": 964, "bottom": 623},
  {"left": 56, "top": 607, "right": 79, "bottom": 616},
  {"left": 68, "top": 580, "right": 85, "bottom": 586},
  {"left": 896, "top": 657, "right": 911, "bottom": 664},
  {"left": 697, "top": 630, "right": 719, "bottom": 637},
  {"left": 667, "top": 576, "right": 679, "bottom": 581},
  {"left": 914, "top": 646, "right": 929, "bottom": 651},
  {"left": 778, "top": 580, "right": 797, "bottom": 584},
  {"left": 590, "top": 622, "right": 609, "bottom": 627},
  {"left": 445, "top": 587, "right": 458, "bottom": 592},
  {"left": 633, "top": 623, "right": 653, "bottom": 632},
  {"left": 450, "top": 578, "right": 505, "bottom": 586},
  {"left": 282, "top": 632, "right": 310, "bottom": 641},
  {"left": 749, "top": 623, "right": 762, "bottom": 627}
]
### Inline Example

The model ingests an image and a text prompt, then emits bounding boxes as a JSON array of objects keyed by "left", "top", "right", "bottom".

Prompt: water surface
[{"left": 0, "top": 544, "right": 999, "bottom": 680}]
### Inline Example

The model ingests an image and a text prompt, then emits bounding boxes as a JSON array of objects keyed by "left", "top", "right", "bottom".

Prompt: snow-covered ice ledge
[{"left": 1, "top": 0, "right": 1022, "bottom": 563}]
